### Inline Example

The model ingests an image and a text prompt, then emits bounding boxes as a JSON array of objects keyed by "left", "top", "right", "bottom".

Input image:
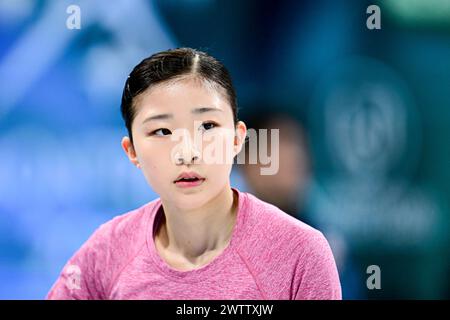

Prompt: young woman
[{"left": 46, "top": 48, "right": 341, "bottom": 300}]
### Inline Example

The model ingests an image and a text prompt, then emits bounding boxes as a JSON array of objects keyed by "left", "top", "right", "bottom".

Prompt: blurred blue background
[{"left": 0, "top": 0, "right": 449, "bottom": 299}]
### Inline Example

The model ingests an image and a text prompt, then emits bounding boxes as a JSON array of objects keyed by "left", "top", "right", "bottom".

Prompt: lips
[{"left": 174, "top": 171, "right": 205, "bottom": 183}]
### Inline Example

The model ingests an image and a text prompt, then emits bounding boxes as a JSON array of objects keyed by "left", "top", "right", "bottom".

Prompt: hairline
[{"left": 130, "top": 74, "right": 232, "bottom": 124}]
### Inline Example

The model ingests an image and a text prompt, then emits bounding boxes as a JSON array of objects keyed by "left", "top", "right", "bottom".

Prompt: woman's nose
[{"left": 171, "top": 130, "right": 201, "bottom": 165}]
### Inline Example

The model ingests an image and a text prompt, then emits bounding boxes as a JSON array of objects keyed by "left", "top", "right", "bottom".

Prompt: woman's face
[{"left": 122, "top": 78, "right": 246, "bottom": 210}]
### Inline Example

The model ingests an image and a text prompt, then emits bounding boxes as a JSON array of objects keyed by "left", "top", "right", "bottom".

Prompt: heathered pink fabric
[{"left": 46, "top": 188, "right": 341, "bottom": 300}]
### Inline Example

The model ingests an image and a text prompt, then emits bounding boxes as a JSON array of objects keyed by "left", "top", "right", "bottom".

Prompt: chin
[{"left": 175, "top": 196, "right": 207, "bottom": 211}]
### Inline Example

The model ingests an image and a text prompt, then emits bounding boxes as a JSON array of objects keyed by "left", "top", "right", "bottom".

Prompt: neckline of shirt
[{"left": 145, "top": 187, "right": 248, "bottom": 283}]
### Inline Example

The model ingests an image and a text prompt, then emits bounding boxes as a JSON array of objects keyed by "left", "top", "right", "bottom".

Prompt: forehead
[{"left": 133, "top": 78, "right": 231, "bottom": 119}]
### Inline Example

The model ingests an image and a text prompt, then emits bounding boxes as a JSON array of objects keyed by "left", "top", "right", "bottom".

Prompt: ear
[
  {"left": 121, "top": 136, "right": 141, "bottom": 168},
  {"left": 233, "top": 121, "right": 247, "bottom": 155}
]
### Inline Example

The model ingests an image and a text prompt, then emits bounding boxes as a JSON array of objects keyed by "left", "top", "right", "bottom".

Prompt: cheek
[
  {"left": 201, "top": 129, "right": 235, "bottom": 162},
  {"left": 136, "top": 143, "right": 172, "bottom": 171},
  {"left": 139, "top": 152, "right": 174, "bottom": 192}
]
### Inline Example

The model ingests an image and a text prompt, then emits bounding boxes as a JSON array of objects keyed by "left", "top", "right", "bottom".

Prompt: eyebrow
[{"left": 142, "top": 107, "right": 223, "bottom": 124}]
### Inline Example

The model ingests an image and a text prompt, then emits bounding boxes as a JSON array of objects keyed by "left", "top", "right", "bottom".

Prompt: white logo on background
[
  {"left": 367, "top": 5, "right": 381, "bottom": 30},
  {"left": 366, "top": 265, "right": 381, "bottom": 290},
  {"left": 66, "top": 5, "right": 81, "bottom": 30},
  {"left": 168, "top": 123, "right": 280, "bottom": 175}
]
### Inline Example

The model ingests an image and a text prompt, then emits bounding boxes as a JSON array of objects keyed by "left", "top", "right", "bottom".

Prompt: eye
[
  {"left": 151, "top": 128, "right": 172, "bottom": 136},
  {"left": 200, "top": 121, "right": 218, "bottom": 131}
]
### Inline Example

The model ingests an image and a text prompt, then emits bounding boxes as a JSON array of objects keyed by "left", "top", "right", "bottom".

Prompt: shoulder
[
  {"left": 65, "top": 198, "right": 160, "bottom": 269},
  {"left": 241, "top": 191, "right": 326, "bottom": 252},
  {"left": 89, "top": 198, "right": 159, "bottom": 251},
  {"left": 235, "top": 191, "right": 341, "bottom": 299},
  {"left": 46, "top": 199, "right": 161, "bottom": 299},
  {"left": 237, "top": 191, "right": 336, "bottom": 272}
]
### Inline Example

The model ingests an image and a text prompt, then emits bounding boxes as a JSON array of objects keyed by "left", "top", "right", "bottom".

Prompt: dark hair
[{"left": 121, "top": 47, "right": 239, "bottom": 143}]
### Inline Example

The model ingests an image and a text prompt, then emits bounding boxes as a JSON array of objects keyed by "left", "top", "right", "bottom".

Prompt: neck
[{"left": 156, "top": 185, "right": 238, "bottom": 262}]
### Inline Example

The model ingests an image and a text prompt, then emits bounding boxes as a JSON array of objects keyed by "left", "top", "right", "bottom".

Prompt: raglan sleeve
[
  {"left": 46, "top": 222, "right": 113, "bottom": 300},
  {"left": 293, "top": 230, "right": 342, "bottom": 300}
]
